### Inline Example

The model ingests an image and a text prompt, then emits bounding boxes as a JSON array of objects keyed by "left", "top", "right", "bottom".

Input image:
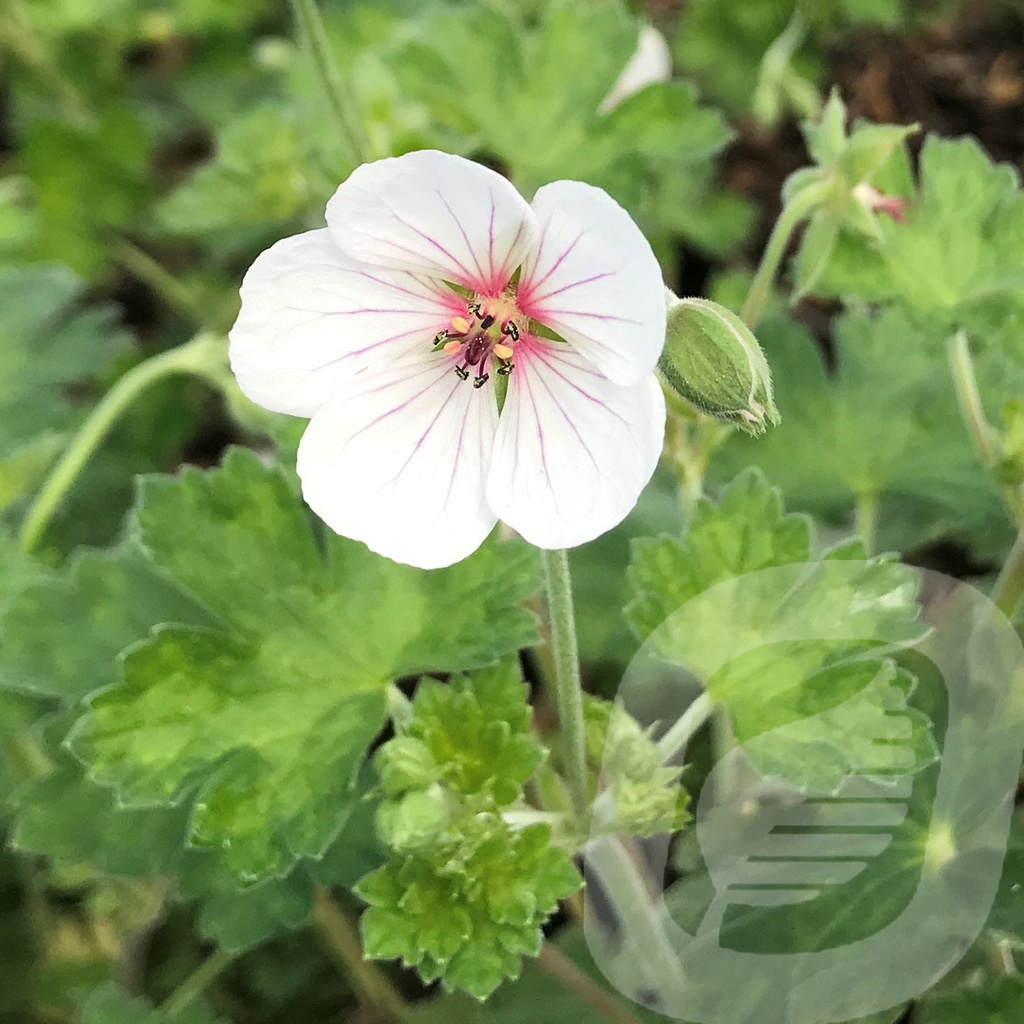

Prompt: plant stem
[
  {"left": 947, "top": 330, "right": 1024, "bottom": 524},
  {"left": 288, "top": 0, "right": 368, "bottom": 166},
  {"left": 740, "top": 181, "right": 830, "bottom": 330},
  {"left": 535, "top": 942, "right": 647, "bottom": 1024},
  {"left": 160, "top": 948, "right": 234, "bottom": 1018},
  {"left": 1, "top": 1, "right": 91, "bottom": 123},
  {"left": 948, "top": 330, "right": 999, "bottom": 465},
  {"left": 991, "top": 530, "right": 1024, "bottom": 619},
  {"left": 18, "top": 333, "right": 227, "bottom": 555},
  {"left": 541, "top": 548, "right": 590, "bottom": 820},
  {"left": 655, "top": 692, "right": 714, "bottom": 761},
  {"left": 585, "top": 836, "right": 685, "bottom": 1006},
  {"left": 312, "top": 887, "right": 407, "bottom": 1022},
  {"left": 114, "top": 241, "right": 201, "bottom": 323},
  {"left": 855, "top": 489, "right": 878, "bottom": 554}
]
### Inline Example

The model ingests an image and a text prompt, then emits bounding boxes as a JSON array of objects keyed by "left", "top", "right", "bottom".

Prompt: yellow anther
[
  {"left": 450, "top": 316, "right": 471, "bottom": 334},
  {"left": 443, "top": 340, "right": 462, "bottom": 355},
  {"left": 493, "top": 343, "right": 514, "bottom": 360}
]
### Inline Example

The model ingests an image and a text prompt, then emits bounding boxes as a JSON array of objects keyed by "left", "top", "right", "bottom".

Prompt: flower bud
[
  {"left": 375, "top": 736, "right": 440, "bottom": 796},
  {"left": 376, "top": 786, "right": 451, "bottom": 852},
  {"left": 659, "top": 296, "right": 780, "bottom": 435}
]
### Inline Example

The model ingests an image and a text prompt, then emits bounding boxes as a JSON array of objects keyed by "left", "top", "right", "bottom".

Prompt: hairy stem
[
  {"left": 992, "top": 531, "right": 1024, "bottom": 619},
  {"left": 948, "top": 330, "right": 999, "bottom": 465},
  {"left": 740, "top": 181, "right": 830, "bottom": 330},
  {"left": 18, "top": 333, "right": 227, "bottom": 555},
  {"left": 160, "top": 949, "right": 234, "bottom": 1018},
  {"left": 312, "top": 887, "right": 407, "bottom": 1021},
  {"left": 585, "top": 836, "right": 685, "bottom": 1007},
  {"left": 535, "top": 942, "right": 646, "bottom": 1024},
  {"left": 288, "top": 0, "right": 368, "bottom": 166},
  {"left": 855, "top": 489, "right": 878, "bottom": 554},
  {"left": 656, "top": 692, "right": 714, "bottom": 762},
  {"left": 541, "top": 548, "right": 590, "bottom": 820}
]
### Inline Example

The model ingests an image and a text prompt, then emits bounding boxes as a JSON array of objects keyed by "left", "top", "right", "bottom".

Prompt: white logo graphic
[{"left": 584, "top": 564, "right": 1024, "bottom": 1023}]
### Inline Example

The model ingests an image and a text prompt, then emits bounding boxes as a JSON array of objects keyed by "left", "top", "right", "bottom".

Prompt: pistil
[{"left": 433, "top": 297, "right": 523, "bottom": 388}]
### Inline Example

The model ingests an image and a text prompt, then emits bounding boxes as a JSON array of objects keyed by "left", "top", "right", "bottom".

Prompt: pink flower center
[{"left": 433, "top": 292, "right": 526, "bottom": 389}]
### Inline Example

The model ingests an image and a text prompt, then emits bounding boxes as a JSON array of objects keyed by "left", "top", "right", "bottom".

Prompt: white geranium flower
[{"left": 229, "top": 150, "right": 666, "bottom": 569}]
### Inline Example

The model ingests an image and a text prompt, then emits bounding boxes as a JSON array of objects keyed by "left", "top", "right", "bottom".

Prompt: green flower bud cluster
[
  {"left": 584, "top": 697, "right": 690, "bottom": 838},
  {"left": 787, "top": 90, "right": 917, "bottom": 299},
  {"left": 356, "top": 661, "right": 581, "bottom": 1000},
  {"left": 659, "top": 295, "right": 780, "bottom": 435}
]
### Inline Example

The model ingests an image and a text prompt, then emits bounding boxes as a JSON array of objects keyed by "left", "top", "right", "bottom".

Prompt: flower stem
[
  {"left": 160, "top": 948, "right": 234, "bottom": 1018},
  {"left": 855, "top": 489, "right": 878, "bottom": 554},
  {"left": 312, "top": 887, "right": 408, "bottom": 1021},
  {"left": 541, "top": 548, "right": 590, "bottom": 821},
  {"left": 947, "top": 329, "right": 1024, "bottom": 522},
  {"left": 288, "top": 0, "right": 368, "bottom": 166},
  {"left": 655, "top": 692, "right": 714, "bottom": 761},
  {"left": 585, "top": 836, "right": 685, "bottom": 1006},
  {"left": 740, "top": 181, "right": 830, "bottom": 330},
  {"left": 114, "top": 240, "right": 202, "bottom": 323},
  {"left": 991, "top": 530, "right": 1024, "bottom": 619},
  {"left": 18, "top": 333, "right": 227, "bottom": 556},
  {"left": 948, "top": 330, "right": 999, "bottom": 466},
  {"left": 1, "top": 0, "right": 91, "bottom": 123},
  {"left": 535, "top": 942, "right": 646, "bottom": 1024}
]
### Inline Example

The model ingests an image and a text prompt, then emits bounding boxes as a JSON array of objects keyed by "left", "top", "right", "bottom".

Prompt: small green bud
[
  {"left": 377, "top": 786, "right": 451, "bottom": 852},
  {"left": 375, "top": 736, "right": 440, "bottom": 796},
  {"left": 659, "top": 296, "right": 780, "bottom": 435}
]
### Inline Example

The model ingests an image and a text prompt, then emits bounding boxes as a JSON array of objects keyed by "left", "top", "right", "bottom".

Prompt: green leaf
[
  {"left": 0, "top": 543, "right": 214, "bottom": 701},
  {"left": 70, "top": 449, "right": 539, "bottom": 885},
  {"left": 0, "top": 264, "right": 128, "bottom": 469},
  {"left": 19, "top": 110, "right": 151, "bottom": 278},
  {"left": 359, "top": 821, "right": 580, "bottom": 1000},
  {"left": 812, "top": 136, "right": 1024, "bottom": 336},
  {"left": 627, "top": 468, "right": 810, "bottom": 642},
  {"left": 627, "top": 470, "right": 933, "bottom": 788},
  {"left": 191, "top": 868, "right": 314, "bottom": 953},
  {"left": 394, "top": 0, "right": 729, "bottom": 206},
  {"left": 390, "top": 660, "right": 544, "bottom": 807},
  {"left": 707, "top": 305, "right": 1008, "bottom": 555},
  {"left": 79, "top": 981, "right": 221, "bottom": 1024},
  {"left": 12, "top": 751, "right": 190, "bottom": 877},
  {"left": 406, "top": 924, "right": 665, "bottom": 1024},
  {"left": 918, "top": 976, "right": 1024, "bottom": 1024}
]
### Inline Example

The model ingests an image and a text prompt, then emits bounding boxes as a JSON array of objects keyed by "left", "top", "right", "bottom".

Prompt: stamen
[
  {"left": 479, "top": 313, "right": 496, "bottom": 330},
  {"left": 497, "top": 361, "right": 514, "bottom": 376},
  {"left": 450, "top": 316, "right": 471, "bottom": 335},
  {"left": 473, "top": 373, "right": 489, "bottom": 389},
  {"left": 443, "top": 340, "right": 462, "bottom": 356},
  {"left": 501, "top": 321, "right": 519, "bottom": 341},
  {"left": 454, "top": 365, "right": 469, "bottom": 381},
  {"left": 433, "top": 330, "right": 448, "bottom": 347},
  {"left": 493, "top": 343, "right": 513, "bottom": 360}
]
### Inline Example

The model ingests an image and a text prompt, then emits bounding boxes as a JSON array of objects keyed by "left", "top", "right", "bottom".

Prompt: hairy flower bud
[
  {"left": 659, "top": 296, "right": 780, "bottom": 435},
  {"left": 375, "top": 736, "right": 440, "bottom": 796}
]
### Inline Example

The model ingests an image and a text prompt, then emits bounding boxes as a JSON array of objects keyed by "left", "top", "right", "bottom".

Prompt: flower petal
[
  {"left": 326, "top": 150, "right": 537, "bottom": 294},
  {"left": 229, "top": 229, "right": 461, "bottom": 417},
  {"left": 297, "top": 353, "right": 499, "bottom": 569},
  {"left": 517, "top": 181, "right": 665, "bottom": 387},
  {"left": 485, "top": 339, "right": 665, "bottom": 549}
]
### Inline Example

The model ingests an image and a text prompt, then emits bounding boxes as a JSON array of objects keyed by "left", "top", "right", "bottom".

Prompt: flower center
[{"left": 432, "top": 294, "right": 525, "bottom": 389}]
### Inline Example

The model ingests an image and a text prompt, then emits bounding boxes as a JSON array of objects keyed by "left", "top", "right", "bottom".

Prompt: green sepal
[{"left": 660, "top": 295, "right": 780, "bottom": 434}]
